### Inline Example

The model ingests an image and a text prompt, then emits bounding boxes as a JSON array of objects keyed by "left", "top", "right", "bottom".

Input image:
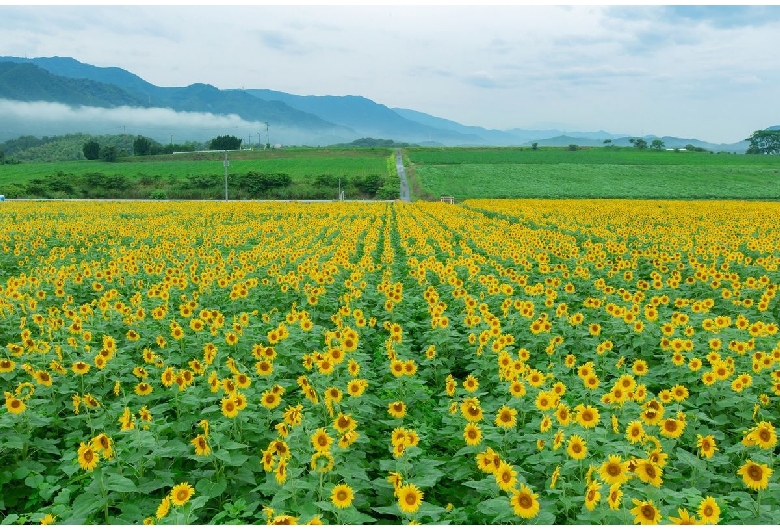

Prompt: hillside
[
  {"left": 0, "top": 55, "right": 770, "bottom": 150},
  {"left": 0, "top": 62, "right": 146, "bottom": 107}
]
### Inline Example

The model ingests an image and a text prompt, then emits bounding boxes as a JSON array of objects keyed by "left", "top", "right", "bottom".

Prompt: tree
[
  {"left": 209, "top": 135, "right": 242, "bottom": 151},
  {"left": 745, "top": 129, "right": 780, "bottom": 155},
  {"left": 603, "top": 139, "right": 612, "bottom": 147},
  {"left": 630, "top": 138, "right": 648, "bottom": 149},
  {"left": 568, "top": 144, "right": 578, "bottom": 151},
  {"left": 531, "top": 142, "right": 538, "bottom": 150},
  {"left": 83, "top": 140, "right": 100, "bottom": 160},
  {"left": 133, "top": 136, "right": 153, "bottom": 156},
  {"left": 99, "top": 145, "right": 119, "bottom": 162},
  {"left": 651, "top": 139, "right": 665, "bottom": 150}
]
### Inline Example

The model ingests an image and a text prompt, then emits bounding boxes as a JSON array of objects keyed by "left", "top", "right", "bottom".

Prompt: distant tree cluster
[
  {"left": 133, "top": 136, "right": 197, "bottom": 156},
  {"left": 745, "top": 129, "right": 780, "bottom": 155},
  {"left": 209, "top": 135, "right": 242, "bottom": 151}
]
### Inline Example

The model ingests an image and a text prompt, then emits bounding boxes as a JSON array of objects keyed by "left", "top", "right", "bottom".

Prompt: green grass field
[
  {"left": 0, "top": 148, "right": 390, "bottom": 186},
  {"left": 405, "top": 147, "right": 780, "bottom": 200}
]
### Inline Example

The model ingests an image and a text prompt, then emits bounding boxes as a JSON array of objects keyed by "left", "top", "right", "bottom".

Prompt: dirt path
[{"left": 394, "top": 148, "right": 411, "bottom": 202}]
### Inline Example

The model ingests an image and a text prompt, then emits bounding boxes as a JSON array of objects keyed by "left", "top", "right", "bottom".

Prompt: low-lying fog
[{"left": 0, "top": 99, "right": 351, "bottom": 147}]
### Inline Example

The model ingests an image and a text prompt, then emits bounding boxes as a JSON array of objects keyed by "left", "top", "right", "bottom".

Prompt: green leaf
[
  {"left": 196, "top": 476, "right": 227, "bottom": 498},
  {"left": 1, "top": 514, "right": 19, "bottom": 525},
  {"left": 105, "top": 473, "right": 138, "bottom": 493}
]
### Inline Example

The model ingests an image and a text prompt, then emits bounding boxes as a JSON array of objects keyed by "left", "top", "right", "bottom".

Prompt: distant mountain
[
  {"left": 0, "top": 57, "right": 352, "bottom": 142},
  {"left": 243, "top": 90, "right": 481, "bottom": 144},
  {"left": 0, "top": 55, "right": 764, "bottom": 150},
  {"left": 0, "top": 62, "right": 147, "bottom": 107}
]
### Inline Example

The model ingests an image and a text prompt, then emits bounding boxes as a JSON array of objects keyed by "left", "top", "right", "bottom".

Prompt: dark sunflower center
[
  {"left": 748, "top": 465, "right": 763, "bottom": 481},
  {"left": 518, "top": 494, "right": 532, "bottom": 509}
]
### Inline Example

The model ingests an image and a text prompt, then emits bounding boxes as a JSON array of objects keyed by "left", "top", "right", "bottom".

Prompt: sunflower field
[{"left": 1, "top": 199, "right": 778, "bottom": 525}]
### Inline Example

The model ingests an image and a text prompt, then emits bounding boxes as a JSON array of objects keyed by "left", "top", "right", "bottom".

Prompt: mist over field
[{"left": 0, "top": 99, "right": 347, "bottom": 147}]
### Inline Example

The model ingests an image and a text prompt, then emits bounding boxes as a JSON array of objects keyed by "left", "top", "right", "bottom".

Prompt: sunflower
[
  {"left": 598, "top": 454, "right": 630, "bottom": 486},
  {"left": 397, "top": 483, "right": 424, "bottom": 514},
  {"left": 91, "top": 433, "right": 114, "bottom": 459},
  {"left": 659, "top": 417, "right": 685, "bottom": 439},
  {"left": 626, "top": 420, "right": 645, "bottom": 444},
  {"left": 252, "top": 359, "right": 273, "bottom": 377},
  {"left": 170, "top": 482, "right": 194, "bottom": 506},
  {"left": 334, "top": 413, "right": 357, "bottom": 433},
  {"left": 347, "top": 379, "right": 367, "bottom": 397},
  {"left": 743, "top": 421, "right": 777, "bottom": 450},
  {"left": 261, "top": 389, "right": 282, "bottom": 409},
  {"left": 576, "top": 405, "right": 600, "bottom": 429},
  {"left": 554, "top": 404, "right": 571, "bottom": 426},
  {"left": 634, "top": 459, "right": 663, "bottom": 488},
  {"left": 668, "top": 507, "right": 698, "bottom": 525},
  {"left": 0, "top": 359, "right": 15, "bottom": 373},
  {"left": 696, "top": 434, "right": 717, "bottom": 459},
  {"left": 584, "top": 480, "right": 601, "bottom": 511},
  {"left": 331, "top": 483, "right": 354, "bottom": 509},
  {"left": 191, "top": 434, "right": 211, "bottom": 456},
  {"left": 221, "top": 396, "right": 239, "bottom": 418},
  {"left": 4, "top": 392, "right": 26, "bottom": 415},
  {"left": 509, "top": 380, "right": 527, "bottom": 398},
  {"left": 630, "top": 498, "right": 661, "bottom": 525},
  {"left": 463, "top": 375, "right": 479, "bottom": 392},
  {"left": 72, "top": 361, "right": 90, "bottom": 375},
  {"left": 156, "top": 495, "right": 171, "bottom": 520},
  {"left": 566, "top": 434, "right": 587, "bottom": 460},
  {"left": 495, "top": 405, "right": 518, "bottom": 428},
  {"left": 135, "top": 382, "right": 153, "bottom": 396},
  {"left": 77, "top": 440, "right": 100, "bottom": 472},
  {"left": 460, "top": 398, "right": 484, "bottom": 422},
  {"left": 39, "top": 513, "right": 56, "bottom": 525},
  {"left": 697, "top": 496, "right": 720, "bottom": 524},
  {"left": 738, "top": 459, "right": 773, "bottom": 490},
  {"left": 311, "top": 428, "right": 333, "bottom": 454},
  {"left": 33, "top": 370, "right": 53, "bottom": 387},
  {"left": 388, "top": 401, "right": 406, "bottom": 419},
  {"left": 494, "top": 461, "right": 517, "bottom": 491},
  {"left": 476, "top": 447, "right": 501, "bottom": 473},
  {"left": 510, "top": 484, "right": 540, "bottom": 519},
  {"left": 463, "top": 423, "right": 483, "bottom": 446},
  {"left": 607, "top": 484, "right": 623, "bottom": 510}
]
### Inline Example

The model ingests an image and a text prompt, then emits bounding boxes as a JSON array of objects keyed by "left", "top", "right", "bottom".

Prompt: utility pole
[
  {"left": 248, "top": 133, "right": 252, "bottom": 150},
  {"left": 264, "top": 122, "right": 270, "bottom": 149},
  {"left": 223, "top": 151, "right": 229, "bottom": 201}
]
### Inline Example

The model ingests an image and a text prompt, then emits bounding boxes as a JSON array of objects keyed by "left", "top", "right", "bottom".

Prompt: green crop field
[
  {"left": 405, "top": 148, "right": 780, "bottom": 200},
  {"left": 0, "top": 148, "right": 396, "bottom": 200},
  {"left": 0, "top": 148, "right": 390, "bottom": 186}
]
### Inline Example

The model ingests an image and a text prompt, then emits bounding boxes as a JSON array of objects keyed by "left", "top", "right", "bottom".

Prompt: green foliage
[
  {"left": 84, "top": 172, "right": 130, "bottom": 190},
  {"left": 568, "top": 144, "right": 578, "bottom": 151},
  {"left": 83, "top": 140, "right": 100, "bottom": 160},
  {"left": 745, "top": 129, "right": 780, "bottom": 155},
  {"left": 236, "top": 171, "right": 292, "bottom": 197},
  {"left": 149, "top": 190, "right": 168, "bottom": 200},
  {"left": 531, "top": 142, "right": 538, "bottom": 150},
  {"left": 99, "top": 145, "right": 121, "bottom": 162},
  {"left": 133, "top": 136, "right": 153, "bottom": 156},
  {"left": 651, "top": 139, "right": 665, "bottom": 150},
  {"left": 353, "top": 174, "right": 385, "bottom": 195},
  {"left": 629, "top": 138, "right": 648, "bottom": 149},
  {"left": 331, "top": 138, "right": 413, "bottom": 148},
  {"left": 209, "top": 135, "right": 242, "bottom": 151}
]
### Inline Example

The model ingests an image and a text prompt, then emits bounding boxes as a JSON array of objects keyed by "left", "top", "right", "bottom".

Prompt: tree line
[{"left": 83, "top": 135, "right": 247, "bottom": 161}]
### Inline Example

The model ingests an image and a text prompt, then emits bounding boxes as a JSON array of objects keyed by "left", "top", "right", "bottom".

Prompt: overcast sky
[{"left": 2, "top": 3, "right": 780, "bottom": 143}]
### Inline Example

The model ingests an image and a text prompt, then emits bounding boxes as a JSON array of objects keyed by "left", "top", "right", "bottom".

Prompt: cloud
[
  {"left": 0, "top": 99, "right": 340, "bottom": 146},
  {"left": 256, "top": 30, "right": 308, "bottom": 55},
  {"left": 662, "top": 6, "right": 780, "bottom": 29}
]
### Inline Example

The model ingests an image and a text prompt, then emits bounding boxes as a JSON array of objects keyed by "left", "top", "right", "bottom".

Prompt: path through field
[{"left": 395, "top": 148, "right": 411, "bottom": 202}]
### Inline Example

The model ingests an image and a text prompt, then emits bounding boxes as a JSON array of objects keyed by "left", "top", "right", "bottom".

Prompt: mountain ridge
[{"left": 0, "top": 55, "right": 767, "bottom": 150}]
